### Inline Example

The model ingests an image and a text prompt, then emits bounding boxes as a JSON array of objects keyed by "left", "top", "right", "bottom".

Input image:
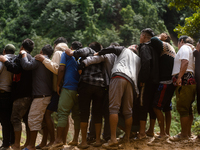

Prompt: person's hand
[
  {"left": 78, "top": 70, "right": 82, "bottom": 75},
  {"left": 57, "top": 85, "right": 61, "bottom": 96},
  {"left": 94, "top": 53, "right": 99, "bottom": 56},
  {"left": 196, "top": 42, "right": 200, "bottom": 52},
  {"left": 176, "top": 77, "right": 182, "bottom": 86},
  {"left": 0, "top": 55, "right": 8, "bottom": 62},
  {"left": 185, "top": 43, "right": 195, "bottom": 51},
  {"left": 35, "top": 54, "right": 45, "bottom": 62},
  {"left": 65, "top": 48, "right": 73, "bottom": 56}
]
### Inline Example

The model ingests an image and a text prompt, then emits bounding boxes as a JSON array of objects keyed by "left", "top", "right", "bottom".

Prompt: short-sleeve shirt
[
  {"left": 172, "top": 45, "right": 195, "bottom": 75},
  {"left": 60, "top": 52, "right": 80, "bottom": 91}
]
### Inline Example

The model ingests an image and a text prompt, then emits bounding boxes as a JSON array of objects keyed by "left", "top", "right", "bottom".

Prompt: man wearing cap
[
  {"left": 0, "top": 39, "right": 34, "bottom": 150},
  {"left": 0, "top": 44, "right": 16, "bottom": 149}
]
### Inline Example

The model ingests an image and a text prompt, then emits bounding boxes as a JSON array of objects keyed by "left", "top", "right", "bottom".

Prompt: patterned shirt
[{"left": 73, "top": 47, "right": 105, "bottom": 87}]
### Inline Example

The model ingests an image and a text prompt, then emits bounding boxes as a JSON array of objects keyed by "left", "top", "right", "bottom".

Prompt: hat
[{"left": 4, "top": 44, "right": 16, "bottom": 52}]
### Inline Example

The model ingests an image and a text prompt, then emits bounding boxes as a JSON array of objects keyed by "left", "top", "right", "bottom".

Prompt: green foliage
[
  {"left": 168, "top": 0, "right": 200, "bottom": 40},
  {"left": 167, "top": 0, "right": 200, "bottom": 11},
  {"left": 174, "top": 10, "right": 200, "bottom": 39},
  {"left": 0, "top": 0, "right": 192, "bottom": 53}
]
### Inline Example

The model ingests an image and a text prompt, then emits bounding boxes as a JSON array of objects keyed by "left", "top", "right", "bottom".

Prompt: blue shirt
[{"left": 60, "top": 52, "right": 80, "bottom": 91}]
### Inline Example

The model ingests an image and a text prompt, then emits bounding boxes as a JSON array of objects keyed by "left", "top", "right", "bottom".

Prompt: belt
[{"left": 33, "top": 95, "right": 51, "bottom": 98}]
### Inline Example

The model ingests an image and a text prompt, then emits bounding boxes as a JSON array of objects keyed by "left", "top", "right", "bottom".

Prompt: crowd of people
[{"left": 0, "top": 28, "right": 200, "bottom": 150}]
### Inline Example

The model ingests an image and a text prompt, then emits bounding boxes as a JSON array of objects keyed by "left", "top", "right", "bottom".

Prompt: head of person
[
  {"left": 89, "top": 42, "right": 102, "bottom": 52},
  {"left": 159, "top": 33, "right": 171, "bottom": 44},
  {"left": 178, "top": 35, "right": 194, "bottom": 49},
  {"left": 3, "top": 44, "right": 16, "bottom": 55},
  {"left": 21, "top": 38, "right": 34, "bottom": 53},
  {"left": 128, "top": 45, "right": 138, "bottom": 55},
  {"left": 40, "top": 44, "right": 54, "bottom": 58},
  {"left": 140, "top": 28, "right": 155, "bottom": 44},
  {"left": 71, "top": 41, "right": 82, "bottom": 50},
  {"left": 54, "top": 37, "right": 67, "bottom": 48},
  {"left": 110, "top": 42, "right": 120, "bottom": 47}
]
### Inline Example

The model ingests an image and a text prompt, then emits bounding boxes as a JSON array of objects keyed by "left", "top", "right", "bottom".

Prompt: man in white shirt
[{"left": 170, "top": 36, "right": 196, "bottom": 141}]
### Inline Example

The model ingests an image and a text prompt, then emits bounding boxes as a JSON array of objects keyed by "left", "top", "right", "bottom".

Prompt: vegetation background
[{"left": 0, "top": 0, "right": 200, "bottom": 137}]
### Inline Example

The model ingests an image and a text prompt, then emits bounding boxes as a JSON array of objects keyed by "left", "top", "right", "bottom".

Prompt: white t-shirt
[{"left": 172, "top": 45, "right": 195, "bottom": 75}]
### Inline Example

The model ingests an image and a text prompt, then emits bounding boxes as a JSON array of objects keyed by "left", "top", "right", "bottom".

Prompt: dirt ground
[{"left": 1, "top": 117, "right": 200, "bottom": 150}]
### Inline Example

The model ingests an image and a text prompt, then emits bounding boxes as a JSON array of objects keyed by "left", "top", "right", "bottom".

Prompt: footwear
[
  {"left": 41, "top": 145, "right": 51, "bottom": 150},
  {"left": 0, "top": 147, "right": 10, "bottom": 150},
  {"left": 155, "top": 135, "right": 169, "bottom": 140},
  {"left": 169, "top": 134, "right": 188, "bottom": 141},
  {"left": 35, "top": 145, "right": 42, "bottom": 149},
  {"left": 77, "top": 144, "right": 90, "bottom": 149},
  {"left": 49, "top": 143, "right": 64, "bottom": 149},
  {"left": 68, "top": 141, "right": 78, "bottom": 146},
  {"left": 102, "top": 140, "right": 118, "bottom": 147},
  {"left": 134, "top": 134, "right": 147, "bottom": 140},
  {"left": 92, "top": 142, "right": 102, "bottom": 147},
  {"left": 86, "top": 137, "right": 96, "bottom": 145}
]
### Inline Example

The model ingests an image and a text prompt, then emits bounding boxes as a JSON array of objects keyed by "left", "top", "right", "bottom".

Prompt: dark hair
[
  {"left": 71, "top": 41, "right": 82, "bottom": 50},
  {"left": 54, "top": 37, "right": 67, "bottom": 45},
  {"left": 42, "top": 44, "right": 54, "bottom": 58},
  {"left": 22, "top": 38, "right": 34, "bottom": 53},
  {"left": 163, "top": 33, "right": 171, "bottom": 44},
  {"left": 110, "top": 42, "right": 120, "bottom": 46},
  {"left": 89, "top": 42, "right": 102, "bottom": 52},
  {"left": 4, "top": 44, "right": 16, "bottom": 54},
  {"left": 198, "top": 39, "right": 200, "bottom": 43},
  {"left": 178, "top": 35, "right": 194, "bottom": 44},
  {"left": 141, "top": 28, "right": 155, "bottom": 37}
]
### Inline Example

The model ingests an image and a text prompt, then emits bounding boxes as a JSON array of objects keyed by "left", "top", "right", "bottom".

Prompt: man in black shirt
[{"left": 0, "top": 39, "right": 34, "bottom": 150}]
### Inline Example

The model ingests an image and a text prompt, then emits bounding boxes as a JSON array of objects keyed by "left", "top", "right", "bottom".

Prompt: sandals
[
  {"left": 169, "top": 134, "right": 188, "bottom": 141},
  {"left": 102, "top": 140, "right": 118, "bottom": 149},
  {"left": 134, "top": 134, "right": 147, "bottom": 140},
  {"left": 68, "top": 141, "right": 78, "bottom": 146},
  {"left": 92, "top": 142, "right": 102, "bottom": 147},
  {"left": 77, "top": 144, "right": 90, "bottom": 149}
]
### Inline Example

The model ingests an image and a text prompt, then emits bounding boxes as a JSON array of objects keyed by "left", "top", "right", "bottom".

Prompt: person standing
[
  {"left": 0, "top": 44, "right": 16, "bottom": 149},
  {"left": 0, "top": 39, "right": 34, "bottom": 150},
  {"left": 34, "top": 37, "right": 70, "bottom": 149},
  {"left": 170, "top": 36, "right": 196, "bottom": 141},
  {"left": 20, "top": 44, "right": 54, "bottom": 150},
  {"left": 136, "top": 28, "right": 160, "bottom": 139},
  {"left": 151, "top": 35, "right": 176, "bottom": 138}
]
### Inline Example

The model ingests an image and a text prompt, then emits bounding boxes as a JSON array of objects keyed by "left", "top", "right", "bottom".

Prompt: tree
[{"left": 167, "top": 0, "right": 200, "bottom": 40}]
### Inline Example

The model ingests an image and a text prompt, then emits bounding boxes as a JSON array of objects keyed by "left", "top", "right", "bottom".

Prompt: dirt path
[{"left": 1, "top": 118, "right": 200, "bottom": 150}]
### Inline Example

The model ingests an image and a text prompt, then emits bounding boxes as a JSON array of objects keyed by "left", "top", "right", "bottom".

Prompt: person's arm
[
  {"left": 35, "top": 51, "right": 61, "bottom": 75},
  {"left": 176, "top": 46, "right": 190, "bottom": 86},
  {"left": 73, "top": 47, "right": 93, "bottom": 60},
  {"left": 139, "top": 46, "right": 152, "bottom": 83},
  {"left": 176, "top": 59, "right": 189, "bottom": 86},
  {"left": 82, "top": 55, "right": 105, "bottom": 67},
  {"left": 150, "top": 37, "right": 163, "bottom": 54},
  {"left": 57, "top": 65, "right": 65, "bottom": 95},
  {"left": 97, "top": 46, "right": 125, "bottom": 56},
  {"left": 2, "top": 55, "right": 23, "bottom": 74},
  {"left": 20, "top": 53, "right": 39, "bottom": 70}
]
